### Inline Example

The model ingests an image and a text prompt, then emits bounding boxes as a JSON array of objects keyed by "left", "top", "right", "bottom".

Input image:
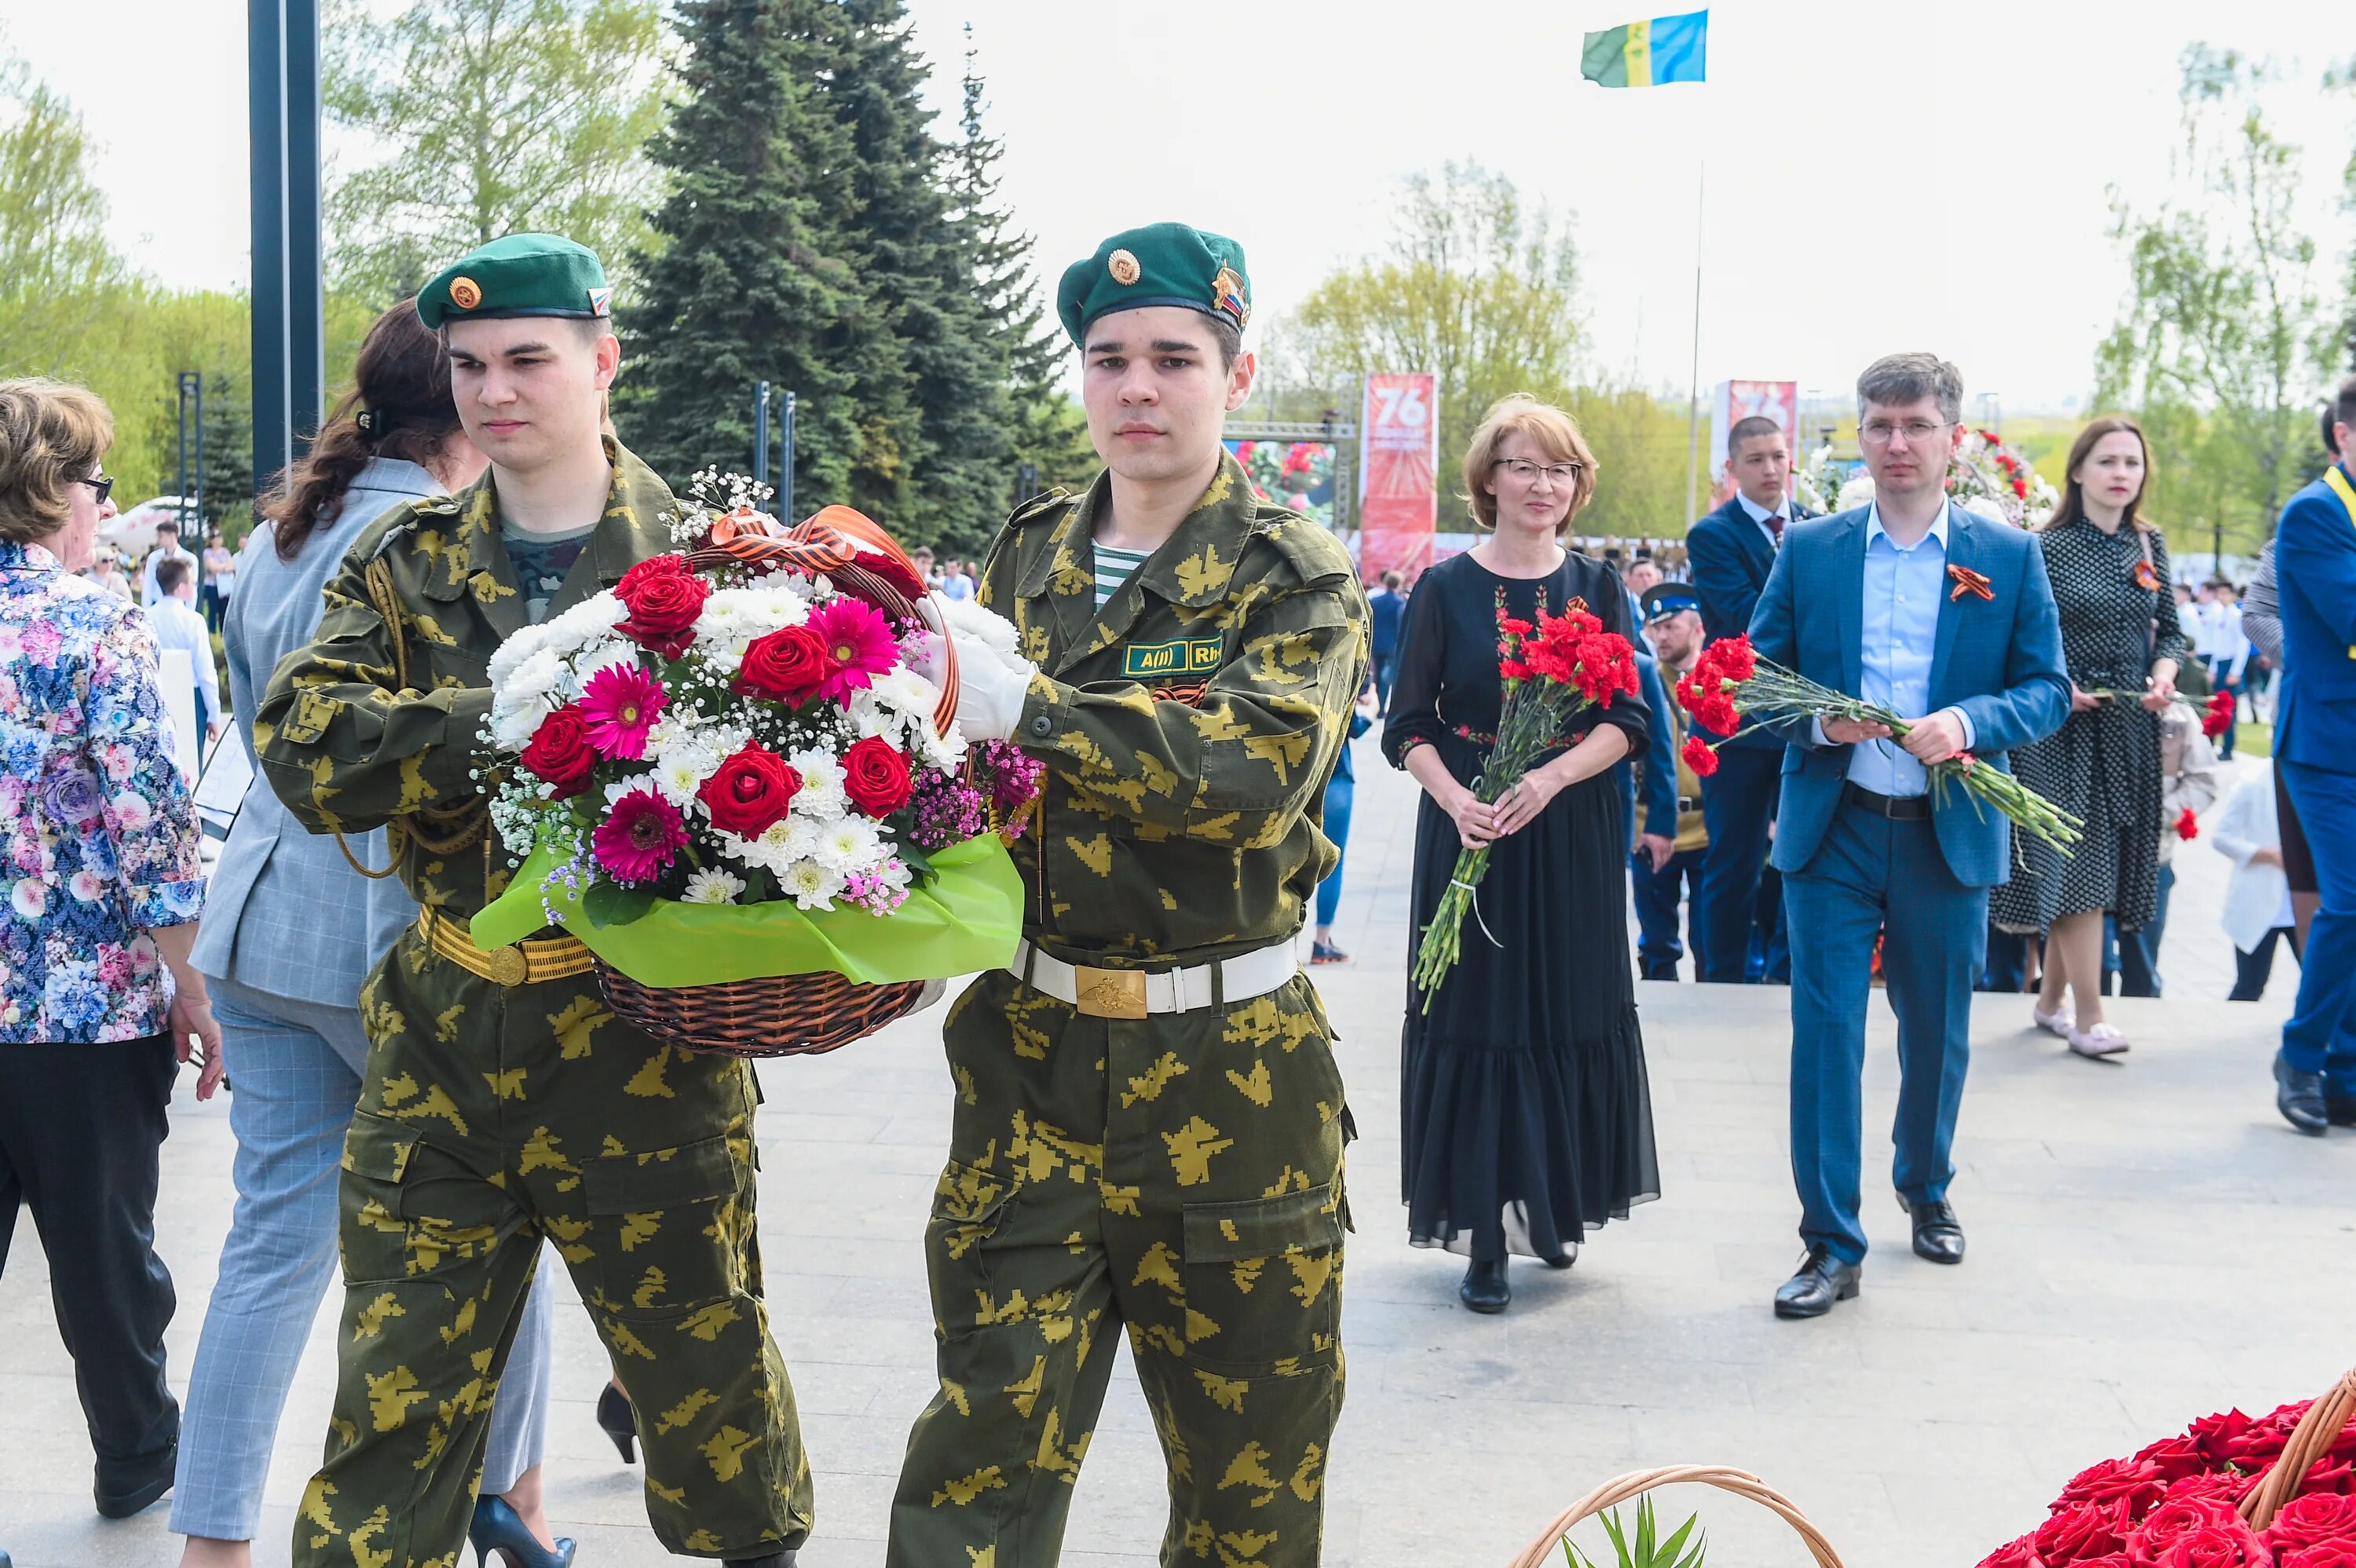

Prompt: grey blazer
[{"left": 191, "top": 459, "right": 440, "bottom": 1003}]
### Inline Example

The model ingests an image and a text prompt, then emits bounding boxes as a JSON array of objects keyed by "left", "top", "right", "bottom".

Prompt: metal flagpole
[{"left": 1682, "top": 159, "right": 1706, "bottom": 527}]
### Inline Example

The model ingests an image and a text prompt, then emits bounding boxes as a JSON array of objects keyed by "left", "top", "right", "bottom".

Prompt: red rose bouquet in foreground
[
  {"left": 1410, "top": 593, "right": 1638, "bottom": 1007},
  {"left": 1675, "top": 634, "right": 2083, "bottom": 853},
  {"left": 1980, "top": 1397, "right": 2356, "bottom": 1566}
]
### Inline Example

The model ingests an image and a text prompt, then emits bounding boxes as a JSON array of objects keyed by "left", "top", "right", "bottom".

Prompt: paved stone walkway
[{"left": 5, "top": 743, "right": 2350, "bottom": 1566}]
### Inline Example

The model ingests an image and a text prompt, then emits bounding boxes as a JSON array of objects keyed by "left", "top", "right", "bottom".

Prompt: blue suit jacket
[
  {"left": 1747, "top": 505, "right": 2069, "bottom": 888},
  {"left": 1688, "top": 495, "right": 1815, "bottom": 749},
  {"left": 2272, "top": 466, "right": 2356, "bottom": 774}
]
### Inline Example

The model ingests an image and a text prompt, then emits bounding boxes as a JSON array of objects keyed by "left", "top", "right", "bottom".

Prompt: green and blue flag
[{"left": 1581, "top": 9, "right": 1708, "bottom": 89}]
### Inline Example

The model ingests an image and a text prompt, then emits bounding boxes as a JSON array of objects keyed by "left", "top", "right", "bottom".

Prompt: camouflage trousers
[
  {"left": 292, "top": 927, "right": 814, "bottom": 1567},
  {"left": 887, "top": 967, "right": 1349, "bottom": 1568}
]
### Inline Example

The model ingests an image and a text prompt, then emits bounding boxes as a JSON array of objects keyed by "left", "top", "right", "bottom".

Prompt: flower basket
[
  {"left": 595, "top": 966, "right": 929, "bottom": 1058},
  {"left": 1508, "top": 1466, "right": 1845, "bottom": 1568}
]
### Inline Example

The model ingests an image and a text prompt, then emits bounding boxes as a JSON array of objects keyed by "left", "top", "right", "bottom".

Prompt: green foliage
[
  {"left": 323, "top": 0, "right": 667, "bottom": 306},
  {"left": 1563, "top": 1496, "right": 1707, "bottom": 1568},
  {"left": 625, "top": 0, "right": 1016, "bottom": 554},
  {"left": 2096, "top": 45, "right": 2342, "bottom": 558}
]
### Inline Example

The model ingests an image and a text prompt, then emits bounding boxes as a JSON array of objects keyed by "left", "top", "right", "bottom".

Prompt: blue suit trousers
[
  {"left": 1784, "top": 802, "right": 1987, "bottom": 1264},
  {"left": 2276, "top": 761, "right": 2356, "bottom": 1089},
  {"left": 1696, "top": 744, "right": 1780, "bottom": 983},
  {"left": 1631, "top": 846, "right": 1705, "bottom": 980}
]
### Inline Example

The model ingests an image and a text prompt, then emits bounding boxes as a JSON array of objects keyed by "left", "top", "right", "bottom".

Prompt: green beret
[
  {"left": 416, "top": 233, "right": 613, "bottom": 331},
  {"left": 1055, "top": 222, "right": 1249, "bottom": 348}
]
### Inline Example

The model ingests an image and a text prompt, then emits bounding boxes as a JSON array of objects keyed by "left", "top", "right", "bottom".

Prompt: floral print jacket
[{"left": 1, "top": 539, "right": 202, "bottom": 1043}]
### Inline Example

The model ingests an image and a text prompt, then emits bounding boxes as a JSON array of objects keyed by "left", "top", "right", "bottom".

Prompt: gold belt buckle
[
  {"left": 1072, "top": 965, "right": 1149, "bottom": 1020},
  {"left": 483, "top": 943, "right": 531, "bottom": 988}
]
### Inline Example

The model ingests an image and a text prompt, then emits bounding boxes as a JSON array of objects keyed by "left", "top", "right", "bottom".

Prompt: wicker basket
[
  {"left": 598, "top": 963, "right": 930, "bottom": 1059},
  {"left": 2239, "top": 1363, "right": 2356, "bottom": 1529},
  {"left": 1508, "top": 1466, "right": 1844, "bottom": 1568}
]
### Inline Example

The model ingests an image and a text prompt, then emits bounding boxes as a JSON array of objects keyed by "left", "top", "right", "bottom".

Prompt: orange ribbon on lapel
[{"left": 1947, "top": 564, "right": 1994, "bottom": 602}]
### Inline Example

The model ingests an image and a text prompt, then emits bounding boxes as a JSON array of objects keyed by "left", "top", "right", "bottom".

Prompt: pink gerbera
[
  {"left": 806, "top": 597, "right": 900, "bottom": 703},
  {"left": 578, "top": 663, "right": 668, "bottom": 760},
  {"left": 592, "top": 787, "right": 688, "bottom": 883}
]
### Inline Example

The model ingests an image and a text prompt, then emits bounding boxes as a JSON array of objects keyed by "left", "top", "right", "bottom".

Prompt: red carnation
[
  {"left": 2175, "top": 808, "right": 2199, "bottom": 842},
  {"left": 1681, "top": 734, "right": 1720, "bottom": 777},
  {"left": 735, "top": 624, "right": 830, "bottom": 705},
  {"left": 519, "top": 704, "right": 596, "bottom": 799},
  {"left": 2201, "top": 692, "right": 2237, "bottom": 740},
  {"left": 1703, "top": 634, "right": 1758, "bottom": 683},
  {"left": 1498, "top": 616, "right": 1534, "bottom": 638},
  {"left": 614, "top": 554, "right": 710, "bottom": 660},
  {"left": 842, "top": 734, "right": 913, "bottom": 818},
  {"left": 697, "top": 742, "right": 802, "bottom": 839},
  {"left": 2014, "top": 476, "right": 2031, "bottom": 499},
  {"left": 1499, "top": 658, "right": 1533, "bottom": 682}
]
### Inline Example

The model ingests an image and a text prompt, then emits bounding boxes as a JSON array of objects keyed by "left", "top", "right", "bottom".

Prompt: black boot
[
  {"left": 1460, "top": 1256, "right": 1509, "bottom": 1313},
  {"left": 596, "top": 1382, "right": 638, "bottom": 1464},
  {"left": 2277, "top": 1051, "right": 2329, "bottom": 1136}
]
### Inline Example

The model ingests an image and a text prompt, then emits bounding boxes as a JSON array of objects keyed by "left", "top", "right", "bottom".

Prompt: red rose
[
  {"left": 2134, "top": 1435, "right": 2214, "bottom": 1482},
  {"left": 2159, "top": 1473, "right": 2254, "bottom": 1508},
  {"left": 697, "top": 742, "right": 802, "bottom": 838},
  {"left": 2036, "top": 1501, "right": 2128, "bottom": 1563},
  {"left": 2283, "top": 1547, "right": 2356, "bottom": 1568},
  {"left": 613, "top": 554, "right": 709, "bottom": 660},
  {"left": 735, "top": 625, "right": 830, "bottom": 704},
  {"left": 2128, "top": 1494, "right": 2241, "bottom": 1562},
  {"left": 2139, "top": 1522, "right": 2271, "bottom": 1568},
  {"left": 1977, "top": 1539, "right": 2036, "bottom": 1568},
  {"left": 842, "top": 735, "right": 913, "bottom": 818},
  {"left": 1682, "top": 733, "right": 1720, "bottom": 777},
  {"left": 2063, "top": 1458, "right": 2171, "bottom": 1519},
  {"left": 2268, "top": 1492, "right": 2356, "bottom": 1549},
  {"left": 519, "top": 704, "right": 596, "bottom": 799}
]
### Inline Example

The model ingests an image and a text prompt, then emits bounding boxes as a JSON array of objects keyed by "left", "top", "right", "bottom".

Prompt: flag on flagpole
[{"left": 1581, "top": 9, "right": 1709, "bottom": 88}]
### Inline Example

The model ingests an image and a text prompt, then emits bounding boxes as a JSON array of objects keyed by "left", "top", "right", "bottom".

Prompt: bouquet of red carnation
[
  {"left": 1410, "top": 593, "right": 1639, "bottom": 1007},
  {"left": 2178, "top": 807, "right": 2202, "bottom": 842},
  {"left": 1676, "top": 634, "right": 2083, "bottom": 853},
  {"left": 1979, "top": 1391, "right": 2356, "bottom": 1567},
  {"left": 2204, "top": 689, "right": 2239, "bottom": 740}
]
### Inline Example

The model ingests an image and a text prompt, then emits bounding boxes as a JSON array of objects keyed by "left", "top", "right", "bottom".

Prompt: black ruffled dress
[{"left": 1381, "top": 550, "right": 1661, "bottom": 1263}]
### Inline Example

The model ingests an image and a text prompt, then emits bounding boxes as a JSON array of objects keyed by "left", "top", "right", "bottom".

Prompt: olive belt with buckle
[
  {"left": 1010, "top": 938, "right": 1300, "bottom": 1019},
  {"left": 417, "top": 907, "right": 595, "bottom": 988}
]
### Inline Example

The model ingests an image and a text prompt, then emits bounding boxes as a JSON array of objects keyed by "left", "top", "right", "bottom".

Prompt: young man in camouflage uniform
[
  {"left": 887, "top": 223, "right": 1370, "bottom": 1567},
  {"left": 256, "top": 235, "right": 809, "bottom": 1568}
]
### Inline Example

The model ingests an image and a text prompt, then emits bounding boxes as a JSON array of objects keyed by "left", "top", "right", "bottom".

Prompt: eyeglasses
[
  {"left": 1859, "top": 420, "right": 1950, "bottom": 449},
  {"left": 1492, "top": 458, "right": 1585, "bottom": 487},
  {"left": 75, "top": 473, "right": 114, "bottom": 505}
]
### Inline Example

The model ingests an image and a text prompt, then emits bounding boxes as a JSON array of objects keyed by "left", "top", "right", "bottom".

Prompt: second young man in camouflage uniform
[{"left": 887, "top": 224, "right": 1370, "bottom": 1567}]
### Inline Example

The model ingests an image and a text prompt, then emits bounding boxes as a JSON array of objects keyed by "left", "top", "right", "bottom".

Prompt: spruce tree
[{"left": 620, "top": 0, "right": 869, "bottom": 506}]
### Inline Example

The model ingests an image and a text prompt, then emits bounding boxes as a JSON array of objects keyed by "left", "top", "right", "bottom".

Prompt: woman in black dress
[
  {"left": 1990, "top": 416, "right": 2184, "bottom": 1058},
  {"left": 1382, "top": 396, "right": 1660, "bottom": 1314}
]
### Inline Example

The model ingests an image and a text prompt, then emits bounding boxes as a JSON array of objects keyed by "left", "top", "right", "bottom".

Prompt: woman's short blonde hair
[
  {"left": 1460, "top": 395, "right": 1599, "bottom": 535},
  {"left": 0, "top": 378, "right": 114, "bottom": 546}
]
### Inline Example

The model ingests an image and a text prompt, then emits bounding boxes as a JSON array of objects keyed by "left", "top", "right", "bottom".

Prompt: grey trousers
[{"left": 169, "top": 977, "right": 554, "bottom": 1541}]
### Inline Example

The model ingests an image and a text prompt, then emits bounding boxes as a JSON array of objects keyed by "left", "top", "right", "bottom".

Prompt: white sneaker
[
  {"left": 2032, "top": 1003, "right": 2072, "bottom": 1037},
  {"left": 2067, "top": 1020, "right": 2131, "bottom": 1058}
]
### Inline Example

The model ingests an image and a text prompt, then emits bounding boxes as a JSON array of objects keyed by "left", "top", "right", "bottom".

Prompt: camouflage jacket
[
  {"left": 987, "top": 450, "right": 1370, "bottom": 966},
  {"left": 255, "top": 439, "right": 680, "bottom": 923}
]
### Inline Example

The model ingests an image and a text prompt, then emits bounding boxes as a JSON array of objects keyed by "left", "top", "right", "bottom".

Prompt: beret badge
[
  {"left": 448, "top": 276, "right": 482, "bottom": 311},
  {"left": 1107, "top": 248, "right": 1141, "bottom": 286},
  {"left": 1211, "top": 265, "right": 1249, "bottom": 329}
]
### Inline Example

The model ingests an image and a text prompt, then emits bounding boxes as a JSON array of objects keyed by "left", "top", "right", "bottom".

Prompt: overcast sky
[{"left": 16, "top": 2, "right": 2353, "bottom": 411}]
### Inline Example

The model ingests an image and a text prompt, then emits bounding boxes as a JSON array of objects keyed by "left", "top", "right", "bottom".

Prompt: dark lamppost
[
  {"left": 752, "top": 382, "right": 771, "bottom": 486},
  {"left": 175, "top": 371, "right": 204, "bottom": 530},
  {"left": 250, "top": 0, "right": 324, "bottom": 499}
]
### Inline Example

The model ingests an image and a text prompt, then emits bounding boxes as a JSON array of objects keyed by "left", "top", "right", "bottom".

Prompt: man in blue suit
[
  {"left": 1747, "top": 354, "right": 2069, "bottom": 1319},
  {"left": 1688, "top": 415, "right": 1814, "bottom": 982},
  {"left": 2267, "top": 373, "right": 2356, "bottom": 1134}
]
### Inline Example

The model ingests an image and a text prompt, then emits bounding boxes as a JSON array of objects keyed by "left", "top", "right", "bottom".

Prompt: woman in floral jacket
[{"left": 0, "top": 378, "right": 217, "bottom": 1522}]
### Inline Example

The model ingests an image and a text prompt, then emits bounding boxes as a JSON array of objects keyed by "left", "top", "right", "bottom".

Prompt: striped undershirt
[{"left": 1093, "top": 543, "right": 1151, "bottom": 609}]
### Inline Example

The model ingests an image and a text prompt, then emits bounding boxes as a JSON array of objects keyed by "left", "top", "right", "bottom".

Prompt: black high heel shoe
[
  {"left": 467, "top": 1496, "right": 576, "bottom": 1568},
  {"left": 597, "top": 1382, "right": 638, "bottom": 1464}
]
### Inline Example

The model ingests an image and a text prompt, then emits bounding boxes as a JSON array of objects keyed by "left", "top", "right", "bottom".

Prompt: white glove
[{"left": 950, "top": 635, "right": 1037, "bottom": 743}]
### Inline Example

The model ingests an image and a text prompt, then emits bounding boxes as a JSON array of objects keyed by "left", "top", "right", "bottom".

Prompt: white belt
[{"left": 1010, "top": 938, "right": 1300, "bottom": 1019}]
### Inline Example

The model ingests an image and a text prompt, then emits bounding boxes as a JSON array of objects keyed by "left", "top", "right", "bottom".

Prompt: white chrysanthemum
[
  {"left": 935, "top": 594, "right": 1020, "bottom": 654},
  {"left": 781, "top": 858, "right": 844, "bottom": 911},
  {"left": 787, "top": 748, "right": 847, "bottom": 820},
  {"left": 492, "top": 693, "right": 554, "bottom": 751},
  {"left": 501, "top": 645, "right": 565, "bottom": 707},
  {"left": 745, "top": 583, "right": 810, "bottom": 633},
  {"left": 571, "top": 638, "right": 641, "bottom": 684},
  {"left": 547, "top": 590, "right": 627, "bottom": 645},
  {"left": 648, "top": 731, "right": 726, "bottom": 809},
  {"left": 913, "top": 720, "right": 964, "bottom": 772},
  {"left": 681, "top": 868, "right": 745, "bottom": 905},
  {"left": 486, "top": 623, "right": 554, "bottom": 689},
  {"left": 869, "top": 667, "right": 938, "bottom": 718},
  {"left": 811, "top": 814, "right": 881, "bottom": 874}
]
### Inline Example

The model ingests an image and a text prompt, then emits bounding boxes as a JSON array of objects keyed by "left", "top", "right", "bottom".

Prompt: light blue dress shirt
[{"left": 1840, "top": 500, "right": 1973, "bottom": 798}]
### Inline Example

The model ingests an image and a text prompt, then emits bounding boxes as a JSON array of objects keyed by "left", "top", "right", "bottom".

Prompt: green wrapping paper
[{"left": 470, "top": 834, "right": 1026, "bottom": 988}]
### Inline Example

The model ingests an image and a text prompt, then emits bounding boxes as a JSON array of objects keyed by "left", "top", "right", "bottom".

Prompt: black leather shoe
[
  {"left": 94, "top": 1442, "right": 175, "bottom": 1519},
  {"left": 597, "top": 1381, "right": 638, "bottom": 1464},
  {"left": 724, "top": 1554, "right": 798, "bottom": 1567},
  {"left": 2277, "top": 1051, "right": 2329, "bottom": 1136},
  {"left": 1459, "top": 1257, "right": 1509, "bottom": 1313},
  {"left": 1773, "top": 1246, "right": 1860, "bottom": 1319},
  {"left": 1541, "top": 1251, "right": 1576, "bottom": 1270},
  {"left": 2327, "top": 1094, "right": 2356, "bottom": 1128},
  {"left": 1904, "top": 1197, "right": 1965, "bottom": 1264}
]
